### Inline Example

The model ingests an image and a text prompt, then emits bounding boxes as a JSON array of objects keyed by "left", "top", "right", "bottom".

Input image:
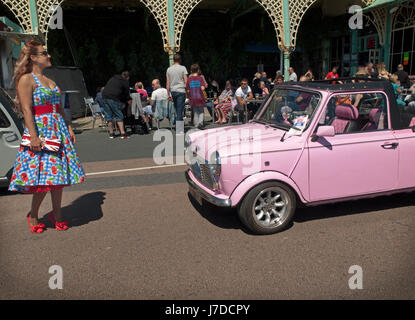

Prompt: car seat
[
  {"left": 329, "top": 104, "right": 359, "bottom": 134},
  {"left": 361, "top": 108, "right": 381, "bottom": 131}
]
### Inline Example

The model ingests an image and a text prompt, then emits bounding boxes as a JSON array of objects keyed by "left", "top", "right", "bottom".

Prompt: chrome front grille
[
  {"left": 190, "top": 161, "right": 214, "bottom": 190},
  {"left": 200, "top": 164, "right": 214, "bottom": 189}
]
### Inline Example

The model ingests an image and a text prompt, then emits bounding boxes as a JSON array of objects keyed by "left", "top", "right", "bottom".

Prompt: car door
[
  {"left": 307, "top": 92, "right": 398, "bottom": 201},
  {"left": 393, "top": 110, "right": 415, "bottom": 189},
  {"left": 0, "top": 91, "right": 22, "bottom": 184}
]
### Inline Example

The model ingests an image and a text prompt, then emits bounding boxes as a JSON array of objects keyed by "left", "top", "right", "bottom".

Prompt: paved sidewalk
[{"left": 70, "top": 108, "right": 217, "bottom": 133}]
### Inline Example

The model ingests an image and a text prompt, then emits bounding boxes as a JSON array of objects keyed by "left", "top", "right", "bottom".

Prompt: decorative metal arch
[
  {"left": 37, "top": 0, "right": 64, "bottom": 34},
  {"left": 364, "top": 8, "right": 389, "bottom": 46},
  {"left": 1, "top": 0, "right": 33, "bottom": 33},
  {"left": 139, "top": 0, "right": 171, "bottom": 53},
  {"left": 255, "top": 0, "right": 284, "bottom": 50},
  {"left": 1, "top": 0, "right": 378, "bottom": 52},
  {"left": 146, "top": 0, "right": 378, "bottom": 53},
  {"left": 287, "top": 0, "right": 377, "bottom": 51},
  {"left": 392, "top": 0, "right": 415, "bottom": 30}
]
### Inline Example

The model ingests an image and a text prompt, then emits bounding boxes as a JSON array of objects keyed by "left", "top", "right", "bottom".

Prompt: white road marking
[{"left": 86, "top": 163, "right": 187, "bottom": 177}]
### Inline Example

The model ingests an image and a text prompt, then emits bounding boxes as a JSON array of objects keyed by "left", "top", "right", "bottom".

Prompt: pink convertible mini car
[{"left": 185, "top": 79, "right": 415, "bottom": 234}]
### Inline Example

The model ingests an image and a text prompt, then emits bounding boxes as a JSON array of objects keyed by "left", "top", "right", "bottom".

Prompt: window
[
  {"left": 256, "top": 89, "right": 321, "bottom": 131},
  {"left": 318, "top": 92, "right": 388, "bottom": 135},
  {"left": 400, "top": 98, "right": 415, "bottom": 128},
  {"left": 390, "top": 26, "right": 415, "bottom": 75},
  {"left": 0, "top": 105, "right": 11, "bottom": 128}
]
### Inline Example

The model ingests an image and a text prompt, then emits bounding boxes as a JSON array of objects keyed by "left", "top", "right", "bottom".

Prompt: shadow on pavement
[
  {"left": 294, "top": 191, "right": 415, "bottom": 223},
  {"left": 0, "top": 187, "right": 19, "bottom": 197},
  {"left": 188, "top": 193, "right": 256, "bottom": 234},
  {"left": 41, "top": 191, "right": 106, "bottom": 228},
  {"left": 189, "top": 190, "right": 415, "bottom": 234}
]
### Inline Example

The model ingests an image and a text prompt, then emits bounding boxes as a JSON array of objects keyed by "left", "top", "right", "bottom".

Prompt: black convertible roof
[{"left": 278, "top": 77, "right": 395, "bottom": 92}]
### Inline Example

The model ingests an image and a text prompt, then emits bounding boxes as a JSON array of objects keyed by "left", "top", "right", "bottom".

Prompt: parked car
[
  {"left": 185, "top": 78, "right": 415, "bottom": 234},
  {"left": 0, "top": 88, "right": 23, "bottom": 187}
]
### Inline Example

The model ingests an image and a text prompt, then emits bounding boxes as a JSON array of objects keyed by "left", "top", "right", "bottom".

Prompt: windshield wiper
[
  {"left": 279, "top": 124, "right": 303, "bottom": 142},
  {"left": 288, "top": 124, "right": 302, "bottom": 131},
  {"left": 267, "top": 123, "right": 290, "bottom": 131},
  {"left": 251, "top": 119, "right": 268, "bottom": 125}
]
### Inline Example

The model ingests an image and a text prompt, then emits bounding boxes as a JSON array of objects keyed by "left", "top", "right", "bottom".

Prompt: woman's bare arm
[
  {"left": 18, "top": 74, "right": 36, "bottom": 136},
  {"left": 18, "top": 74, "right": 42, "bottom": 151}
]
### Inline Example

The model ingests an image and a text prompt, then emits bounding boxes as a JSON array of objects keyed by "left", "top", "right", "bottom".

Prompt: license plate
[{"left": 189, "top": 187, "right": 203, "bottom": 206}]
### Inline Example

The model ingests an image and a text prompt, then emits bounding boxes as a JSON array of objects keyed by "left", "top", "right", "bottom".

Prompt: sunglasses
[
  {"left": 241, "top": 83, "right": 248, "bottom": 85},
  {"left": 37, "top": 50, "right": 49, "bottom": 56}
]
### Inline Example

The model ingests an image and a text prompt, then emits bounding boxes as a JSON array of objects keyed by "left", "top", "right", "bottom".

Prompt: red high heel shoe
[
  {"left": 26, "top": 212, "right": 46, "bottom": 233},
  {"left": 47, "top": 211, "right": 69, "bottom": 231}
]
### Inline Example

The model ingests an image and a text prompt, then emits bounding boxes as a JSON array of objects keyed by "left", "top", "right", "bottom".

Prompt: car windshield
[{"left": 254, "top": 88, "right": 321, "bottom": 132}]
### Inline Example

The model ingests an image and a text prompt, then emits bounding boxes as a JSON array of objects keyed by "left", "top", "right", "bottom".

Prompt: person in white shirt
[
  {"left": 235, "top": 78, "right": 254, "bottom": 120},
  {"left": 166, "top": 54, "right": 188, "bottom": 128},
  {"left": 150, "top": 79, "right": 169, "bottom": 121},
  {"left": 289, "top": 67, "right": 298, "bottom": 82}
]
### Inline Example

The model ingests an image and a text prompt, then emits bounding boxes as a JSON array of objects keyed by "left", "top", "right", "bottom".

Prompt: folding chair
[
  {"left": 84, "top": 97, "right": 94, "bottom": 117},
  {"left": 227, "top": 99, "right": 241, "bottom": 125},
  {"left": 89, "top": 102, "right": 107, "bottom": 130}
]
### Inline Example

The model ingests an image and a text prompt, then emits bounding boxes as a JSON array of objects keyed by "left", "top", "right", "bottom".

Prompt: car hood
[{"left": 189, "top": 123, "right": 305, "bottom": 160}]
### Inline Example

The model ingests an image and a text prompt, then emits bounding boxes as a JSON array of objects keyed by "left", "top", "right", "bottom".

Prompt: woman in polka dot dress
[{"left": 9, "top": 40, "right": 85, "bottom": 233}]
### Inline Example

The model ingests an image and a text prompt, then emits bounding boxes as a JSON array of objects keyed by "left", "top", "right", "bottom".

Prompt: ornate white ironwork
[
  {"left": 255, "top": 0, "right": 284, "bottom": 50},
  {"left": 36, "top": 0, "right": 64, "bottom": 43},
  {"left": 362, "top": 0, "right": 376, "bottom": 6},
  {"left": 37, "top": 0, "right": 63, "bottom": 33},
  {"left": 288, "top": 0, "right": 317, "bottom": 50},
  {"left": 1, "top": 0, "right": 379, "bottom": 51},
  {"left": 393, "top": 0, "right": 415, "bottom": 30},
  {"left": 365, "top": 8, "right": 389, "bottom": 46},
  {"left": 1, "top": 0, "right": 33, "bottom": 33},
  {"left": 139, "top": 0, "right": 170, "bottom": 52},
  {"left": 171, "top": 0, "right": 203, "bottom": 52},
  {"left": 287, "top": 0, "right": 376, "bottom": 50}
]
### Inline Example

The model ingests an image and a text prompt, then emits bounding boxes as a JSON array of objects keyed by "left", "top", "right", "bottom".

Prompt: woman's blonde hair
[
  {"left": 12, "top": 39, "right": 43, "bottom": 86},
  {"left": 389, "top": 74, "right": 399, "bottom": 84},
  {"left": 12, "top": 40, "right": 43, "bottom": 112}
]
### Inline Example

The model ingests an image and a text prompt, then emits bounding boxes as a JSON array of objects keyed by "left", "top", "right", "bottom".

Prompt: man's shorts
[
  {"left": 102, "top": 98, "right": 124, "bottom": 122},
  {"left": 142, "top": 105, "right": 154, "bottom": 115}
]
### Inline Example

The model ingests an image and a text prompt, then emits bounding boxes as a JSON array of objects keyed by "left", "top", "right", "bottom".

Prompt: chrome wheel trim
[{"left": 252, "top": 187, "right": 289, "bottom": 228}]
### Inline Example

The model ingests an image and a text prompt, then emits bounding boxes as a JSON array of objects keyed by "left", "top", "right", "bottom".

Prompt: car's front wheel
[{"left": 238, "top": 182, "right": 296, "bottom": 235}]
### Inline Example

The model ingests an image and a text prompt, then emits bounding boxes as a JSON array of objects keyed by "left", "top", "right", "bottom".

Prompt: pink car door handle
[{"left": 381, "top": 142, "right": 399, "bottom": 149}]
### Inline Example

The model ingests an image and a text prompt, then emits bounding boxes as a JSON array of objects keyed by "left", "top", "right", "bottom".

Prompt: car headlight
[
  {"left": 184, "top": 135, "right": 191, "bottom": 148},
  {"left": 209, "top": 151, "right": 221, "bottom": 180},
  {"left": 210, "top": 151, "right": 221, "bottom": 165}
]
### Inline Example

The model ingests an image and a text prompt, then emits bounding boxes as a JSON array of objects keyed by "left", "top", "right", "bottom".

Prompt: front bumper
[{"left": 185, "top": 170, "right": 232, "bottom": 207}]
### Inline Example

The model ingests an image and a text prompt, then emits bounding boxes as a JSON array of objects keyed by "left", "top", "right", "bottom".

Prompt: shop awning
[{"left": 363, "top": 0, "right": 407, "bottom": 12}]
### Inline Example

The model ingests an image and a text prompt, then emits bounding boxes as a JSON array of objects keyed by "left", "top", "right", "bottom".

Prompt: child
[
  {"left": 390, "top": 74, "right": 406, "bottom": 106},
  {"left": 186, "top": 64, "right": 208, "bottom": 129}
]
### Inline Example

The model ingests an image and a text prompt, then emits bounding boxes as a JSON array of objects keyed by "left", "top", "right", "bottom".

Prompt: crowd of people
[{"left": 93, "top": 57, "right": 414, "bottom": 139}]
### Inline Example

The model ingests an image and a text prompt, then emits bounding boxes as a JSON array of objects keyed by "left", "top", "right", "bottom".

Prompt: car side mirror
[{"left": 311, "top": 126, "right": 335, "bottom": 142}]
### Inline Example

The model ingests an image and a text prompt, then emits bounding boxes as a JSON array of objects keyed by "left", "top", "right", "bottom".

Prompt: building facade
[{"left": 0, "top": 0, "right": 413, "bottom": 85}]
